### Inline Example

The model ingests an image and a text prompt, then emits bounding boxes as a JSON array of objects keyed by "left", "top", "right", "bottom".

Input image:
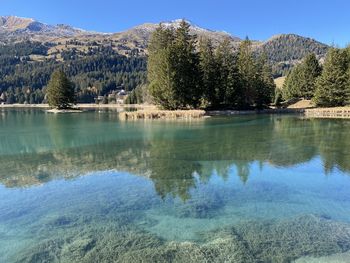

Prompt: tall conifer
[
  {"left": 237, "top": 38, "right": 258, "bottom": 109},
  {"left": 172, "top": 20, "right": 200, "bottom": 108},
  {"left": 147, "top": 25, "right": 176, "bottom": 109},
  {"left": 46, "top": 70, "right": 75, "bottom": 109},
  {"left": 314, "top": 49, "right": 349, "bottom": 107},
  {"left": 198, "top": 38, "right": 218, "bottom": 108},
  {"left": 215, "top": 38, "right": 240, "bottom": 108},
  {"left": 299, "top": 54, "right": 322, "bottom": 99},
  {"left": 256, "top": 55, "right": 275, "bottom": 109}
]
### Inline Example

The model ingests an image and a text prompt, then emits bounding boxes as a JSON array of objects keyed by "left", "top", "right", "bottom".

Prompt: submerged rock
[
  {"left": 172, "top": 191, "right": 224, "bottom": 219},
  {"left": 13, "top": 215, "right": 350, "bottom": 263},
  {"left": 16, "top": 239, "right": 64, "bottom": 263},
  {"left": 176, "top": 199, "right": 222, "bottom": 219},
  {"left": 227, "top": 215, "right": 350, "bottom": 262}
]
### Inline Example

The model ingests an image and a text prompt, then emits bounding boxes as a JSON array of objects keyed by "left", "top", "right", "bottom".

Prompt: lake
[{"left": 1, "top": 109, "right": 350, "bottom": 262}]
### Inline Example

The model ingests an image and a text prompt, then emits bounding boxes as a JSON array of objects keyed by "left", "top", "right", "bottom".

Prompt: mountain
[
  {"left": 253, "top": 34, "right": 329, "bottom": 76},
  {"left": 255, "top": 34, "right": 329, "bottom": 62},
  {"left": 113, "top": 19, "right": 241, "bottom": 46},
  {"left": 0, "top": 16, "right": 100, "bottom": 41},
  {"left": 0, "top": 16, "right": 329, "bottom": 65}
]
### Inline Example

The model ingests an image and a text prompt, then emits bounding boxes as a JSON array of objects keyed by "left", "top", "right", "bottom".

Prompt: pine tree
[
  {"left": 148, "top": 20, "right": 200, "bottom": 109},
  {"left": 46, "top": 70, "right": 75, "bottom": 109},
  {"left": 313, "top": 48, "right": 349, "bottom": 107},
  {"left": 299, "top": 53, "right": 322, "bottom": 99},
  {"left": 274, "top": 88, "right": 283, "bottom": 106},
  {"left": 256, "top": 55, "right": 275, "bottom": 109},
  {"left": 282, "top": 53, "right": 322, "bottom": 101},
  {"left": 215, "top": 38, "right": 240, "bottom": 108},
  {"left": 282, "top": 65, "right": 303, "bottom": 100},
  {"left": 147, "top": 25, "right": 176, "bottom": 109},
  {"left": 171, "top": 20, "right": 200, "bottom": 108},
  {"left": 198, "top": 38, "right": 218, "bottom": 108},
  {"left": 237, "top": 38, "right": 258, "bottom": 109},
  {"left": 125, "top": 85, "right": 145, "bottom": 104}
]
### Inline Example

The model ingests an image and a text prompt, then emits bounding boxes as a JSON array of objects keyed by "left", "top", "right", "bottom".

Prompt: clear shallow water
[{"left": 1, "top": 109, "right": 350, "bottom": 262}]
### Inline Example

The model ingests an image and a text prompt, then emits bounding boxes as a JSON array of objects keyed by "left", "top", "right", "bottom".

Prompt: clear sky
[{"left": 2, "top": 0, "right": 350, "bottom": 46}]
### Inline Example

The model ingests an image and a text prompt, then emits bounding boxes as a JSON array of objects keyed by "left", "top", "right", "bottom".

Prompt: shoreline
[
  {"left": 0, "top": 103, "right": 156, "bottom": 109},
  {"left": 304, "top": 107, "right": 350, "bottom": 119},
  {"left": 206, "top": 108, "right": 305, "bottom": 116},
  {"left": 2, "top": 103, "right": 350, "bottom": 119}
]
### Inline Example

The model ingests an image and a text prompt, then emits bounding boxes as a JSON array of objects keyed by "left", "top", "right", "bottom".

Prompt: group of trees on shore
[
  {"left": 282, "top": 47, "right": 350, "bottom": 107},
  {"left": 147, "top": 21, "right": 276, "bottom": 110}
]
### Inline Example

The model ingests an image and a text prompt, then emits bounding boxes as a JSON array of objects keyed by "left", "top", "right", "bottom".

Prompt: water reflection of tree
[
  {"left": 147, "top": 136, "right": 202, "bottom": 200},
  {"left": 312, "top": 119, "right": 350, "bottom": 173},
  {"left": 269, "top": 117, "right": 318, "bottom": 167},
  {"left": 2, "top": 116, "right": 350, "bottom": 200}
]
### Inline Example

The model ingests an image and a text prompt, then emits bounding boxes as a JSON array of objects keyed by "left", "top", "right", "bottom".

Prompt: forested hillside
[
  {"left": 0, "top": 41, "right": 147, "bottom": 103},
  {"left": 255, "top": 34, "right": 329, "bottom": 77}
]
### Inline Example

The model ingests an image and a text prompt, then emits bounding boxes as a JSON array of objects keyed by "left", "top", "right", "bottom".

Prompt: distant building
[
  {"left": 0, "top": 92, "right": 6, "bottom": 104},
  {"left": 94, "top": 89, "right": 129, "bottom": 104},
  {"left": 117, "top": 89, "right": 126, "bottom": 96},
  {"left": 95, "top": 96, "right": 105, "bottom": 104}
]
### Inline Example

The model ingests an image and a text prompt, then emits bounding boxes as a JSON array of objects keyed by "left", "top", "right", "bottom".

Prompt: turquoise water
[{"left": 1, "top": 109, "right": 350, "bottom": 262}]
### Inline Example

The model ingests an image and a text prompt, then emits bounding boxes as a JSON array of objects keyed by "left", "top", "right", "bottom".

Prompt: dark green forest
[
  {"left": 148, "top": 21, "right": 275, "bottom": 110},
  {"left": 282, "top": 47, "right": 350, "bottom": 107},
  {"left": 257, "top": 34, "right": 328, "bottom": 77},
  {"left": 0, "top": 41, "right": 147, "bottom": 104}
]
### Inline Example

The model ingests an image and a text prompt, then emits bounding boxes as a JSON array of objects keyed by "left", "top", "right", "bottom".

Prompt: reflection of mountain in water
[{"left": 1, "top": 113, "right": 350, "bottom": 200}]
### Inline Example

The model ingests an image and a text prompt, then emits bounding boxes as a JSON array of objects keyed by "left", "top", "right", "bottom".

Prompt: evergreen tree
[
  {"left": 6, "top": 93, "right": 15, "bottom": 104},
  {"left": 313, "top": 48, "right": 349, "bottom": 107},
  {"left": 147, "top": 25, "right": 177, "bottom": 109},
  {"left": 125, "top": 85, "right": 145, "bottom": 104},
  {"left": 148, "top": 20, "right": 200, "bottom": 109},
  {"left": 282, "top": 54, "right": 322, "bottom": 101},
  {"left": 274, "top": 88, "right": 283, "bottom": 106},
  {"left": 198, "top": 38, "right": 218, "bottom": 108},
  {"left": 171, "top": 20, "right": 201, "bottom": 108},
  {"left": 299, "top": 53, "right": 322, "bottom": 99},
  {"left": 46, "top": 70, "right": 75, "bottom": 109},
  {"left": 237, "top": 38, "right": 258, "bottom": 109},
  {"left": 215, "top": 38, "right": 240, "bottom": 108},
  {"left": 282, "top": 65, "right": 303, "bottom": 100},
  {"left": 256, "top": 55, "right": 275, "bottom": 109}
]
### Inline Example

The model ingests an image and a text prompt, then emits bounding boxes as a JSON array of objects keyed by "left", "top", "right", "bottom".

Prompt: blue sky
[{"left": 2, "top": 0, "right": 350, "bottom": 46}]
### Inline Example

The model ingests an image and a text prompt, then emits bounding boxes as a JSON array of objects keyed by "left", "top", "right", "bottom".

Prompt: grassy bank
[
  {"left": 304, "top": 107, "right": 350, "bottom": 118},
  {"left": 46, "top": 109, "right": 83, "bottom": 113},
  {"left": 119, "top": 110, "right": 206, "bottom": 120}
]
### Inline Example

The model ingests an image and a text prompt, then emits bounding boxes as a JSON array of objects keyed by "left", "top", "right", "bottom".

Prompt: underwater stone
[
  {"left": 173, "top": 191, "right": 223, "bottom": 219},
  {"left": 233, "top": 215, "right": 350, "bottom": 262},
  {"left": 14, "top": 215, "right": 350, "bottom": 263}
]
